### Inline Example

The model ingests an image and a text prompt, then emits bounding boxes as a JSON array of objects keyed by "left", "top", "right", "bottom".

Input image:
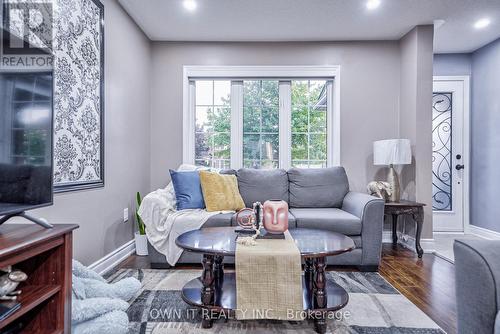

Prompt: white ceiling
[{"left": 118, "top": 0, "right": 500, "bottom": 53}]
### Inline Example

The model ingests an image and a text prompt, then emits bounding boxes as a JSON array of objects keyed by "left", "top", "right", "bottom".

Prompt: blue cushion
[{"left": 169, "top": 170, "right": 205, "bottom": 210}]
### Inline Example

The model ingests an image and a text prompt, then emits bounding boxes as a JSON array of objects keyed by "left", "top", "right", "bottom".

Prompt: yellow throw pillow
[{"left": 199, "top": 171, "right": 245, "bottom": 212}]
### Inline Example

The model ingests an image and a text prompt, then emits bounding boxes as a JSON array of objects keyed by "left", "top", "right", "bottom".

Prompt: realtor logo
[{"left": 1, "top": 0, "right": 53, "bottom": 69}]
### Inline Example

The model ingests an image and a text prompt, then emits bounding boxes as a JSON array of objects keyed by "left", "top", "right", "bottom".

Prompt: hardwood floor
[
  {"left": 118, "top": 243, "right": 456, "bottom": 334},
  {"left": 379, "top": 245, "right": 456, "bottom": 334}
]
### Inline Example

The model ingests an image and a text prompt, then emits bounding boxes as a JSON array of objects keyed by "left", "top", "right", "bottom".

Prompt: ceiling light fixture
[
  {"left": 183, "top": 0, "right": 197, "bottom": 12},
  {"left": 366, "top": 0, "right": 381, "bottom": 10},
  {"left": 474, "top": 18, "right": 490, "bottom": 29}
]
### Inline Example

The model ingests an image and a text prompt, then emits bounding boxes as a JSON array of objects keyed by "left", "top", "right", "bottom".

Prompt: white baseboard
[
  {"left": 88, "top": 240, "right": 136, "bottom": 276},
  {"left": 382, "top": 229, "right": 435, "bottom": 254},
  {"left": 397, "top": 232, "right": 435, "bottom": 254},
  {"left": 469, "top": 225, "right": 500, "bottom": 240},
  {"left": 382, "top": 230, "right": 392, "bottom": 243},
  {"left": 420, "top": 239, "right": 436, "bottom": 253}
]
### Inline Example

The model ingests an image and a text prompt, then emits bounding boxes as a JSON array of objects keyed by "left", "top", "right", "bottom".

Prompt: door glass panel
[{"left": 432, "top": 93, "right": 452, "bottom": 211}]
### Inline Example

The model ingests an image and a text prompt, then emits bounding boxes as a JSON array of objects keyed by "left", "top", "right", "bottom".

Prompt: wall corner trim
[{"left": 88, "top": 239, "right": 136, "bottom": 275}]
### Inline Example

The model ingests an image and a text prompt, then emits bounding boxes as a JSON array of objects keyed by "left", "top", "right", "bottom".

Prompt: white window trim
[
  {"left": 182, "top": 65, "right": 341, "bottom": 168},
  {"left": 230, "top": 81, "right": 243, "bottom": 168},
  {"left": 278, "top": 81, "right": 291, "bottom": 169}
]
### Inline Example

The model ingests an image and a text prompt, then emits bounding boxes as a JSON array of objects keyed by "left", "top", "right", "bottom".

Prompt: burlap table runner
[{"left": 235, "top": 230, "right": 304, "bottom": 320}]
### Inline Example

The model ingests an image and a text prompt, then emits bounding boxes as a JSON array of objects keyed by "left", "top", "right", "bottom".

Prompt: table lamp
[{"left": 373, "top": 139, "right": 411, "bottom": 202}]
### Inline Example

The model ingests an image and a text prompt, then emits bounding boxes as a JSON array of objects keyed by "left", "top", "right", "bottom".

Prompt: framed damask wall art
[{"left": 53, "top": 0, "right": 104, "bottom": 192}]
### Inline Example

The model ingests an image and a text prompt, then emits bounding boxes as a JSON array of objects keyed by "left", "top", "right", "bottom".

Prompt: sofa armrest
[
  {"left": 496, "top": 311, "right": 500, "bottom": 334},
  {"left": 454, "top": 239, "right": 500, "bottom": 334},
  {"left": 342, "top": 192, "right": 385, "bottom": 266}
]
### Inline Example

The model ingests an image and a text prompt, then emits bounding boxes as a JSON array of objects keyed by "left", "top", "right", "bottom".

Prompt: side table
[
  {"left": 384, "top": 200, "right": 426, "bottom": 258},
  {"left": 0, "top": 224, "right": 79, "bottom": 333}
]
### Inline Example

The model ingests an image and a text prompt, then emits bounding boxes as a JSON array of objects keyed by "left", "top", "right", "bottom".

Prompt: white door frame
[{"left": 432, "top": 76, "right": 470, "bottom": 233}]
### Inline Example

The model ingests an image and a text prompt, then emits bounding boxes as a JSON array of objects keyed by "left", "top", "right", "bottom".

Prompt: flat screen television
[{"left": 0, "top": 72, "right": 54, "bottom": 228}]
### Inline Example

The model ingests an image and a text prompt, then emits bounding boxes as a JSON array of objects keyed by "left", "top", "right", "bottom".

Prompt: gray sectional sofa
[
  {"left": 148, "top": 167, "right": 385, "bottom": 271},
  {"left": 454, "top": 239, "right": 500, "bottom": 334}
]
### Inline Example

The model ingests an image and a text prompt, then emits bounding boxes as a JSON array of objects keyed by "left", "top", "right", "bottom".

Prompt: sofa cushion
[
  {"left": 287, "top": 211, "right": 297, "bottom": 229},
  {"left": 236, "top": 168, "right": 288, "bottom": 208},
  {"left": 204, "top": 213, "right": 234, "bottom": 227},
  {"left": 288, "top": 167, "right": 349, "bottom": 208},
  {"left": 290, "top": 208, "right": 361, "bottom": 235},
  {"left": 220, "top": 169, "right": 237, "bottom": 175},
  {"left": 204, "top": 211, "right": 298, "bottom": 229},
  {"left": 232, "top": 210, "right": 297, "bottom": 228}
]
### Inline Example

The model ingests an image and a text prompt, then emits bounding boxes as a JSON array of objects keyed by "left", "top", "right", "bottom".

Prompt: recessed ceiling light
[
  {"left": 183, "top": 0, "right": 197, "bottom": 11},
  {"left": 474, "top": 18, "right": 490, "bottom": 29},
  {"left": 366, "top": 0, "right": 381, "bottom": 10}
]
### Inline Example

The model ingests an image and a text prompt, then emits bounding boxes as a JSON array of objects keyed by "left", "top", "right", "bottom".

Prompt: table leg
[
  {"left": 414, "top": 207, "right": 424, "bottom": 258},
  {"left": 214, "top": 255, "right": 224, "bottom": 283},
  {"left": 305, "top": 257, "right": 314, "bottom": 291},
  {"left": 201, "top": 254, "right": 215, "bottom": 328},
  {"left": 392, "top": 214, "right": 398, "bottom": 246},
  {"left": 313, "top": 256, "right": 327, "bottom": 334}
]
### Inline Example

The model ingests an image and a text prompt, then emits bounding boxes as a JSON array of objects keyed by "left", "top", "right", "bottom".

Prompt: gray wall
[
  {"left": 5, "top": 24, "right": 436, "bottom": 262},
  {"left": 433, "top": 39, "right": 500, "bottom": 234},
  {"left": 16, "top": 0, "right": 152, "bottom": 265},
  {"left": 433, "top": 53, "right": 471, "bottom": 76},
  {"left": 471, "top": 38, "right": 500, "bottom": 233},
  {"left": 399, "top": 26, "right": 434, "bottom": 238},
  {"left": 150, "top": 41, "right": 401, "bottom": 193}
]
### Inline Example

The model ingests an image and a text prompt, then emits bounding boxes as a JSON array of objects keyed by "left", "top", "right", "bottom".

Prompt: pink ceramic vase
[{"left": 263, "top": 200, "right": 289, "bottom": 234}]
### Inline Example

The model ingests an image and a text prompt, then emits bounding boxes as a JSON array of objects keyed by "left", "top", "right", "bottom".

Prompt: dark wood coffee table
[{"left": 176, "top": 227, "right": 355, "bottom": 333}]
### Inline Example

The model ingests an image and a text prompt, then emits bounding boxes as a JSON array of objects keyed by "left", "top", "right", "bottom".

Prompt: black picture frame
[{"left": 54, "top": 0, "right": 105, "bottom": 193}]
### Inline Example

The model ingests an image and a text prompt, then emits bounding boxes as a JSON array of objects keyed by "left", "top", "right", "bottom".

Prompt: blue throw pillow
[{"left": 169, "top": 169, "right": 205, "bottom": 210}]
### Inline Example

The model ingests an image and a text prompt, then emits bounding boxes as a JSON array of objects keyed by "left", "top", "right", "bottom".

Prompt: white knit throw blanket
[{"left": 138, "top": 182, "right": 221, "bottom": 266}]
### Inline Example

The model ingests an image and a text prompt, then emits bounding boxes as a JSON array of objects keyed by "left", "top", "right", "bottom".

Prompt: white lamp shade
[{"left": 373, "top": 139, "right": 412, "bottom": 165}]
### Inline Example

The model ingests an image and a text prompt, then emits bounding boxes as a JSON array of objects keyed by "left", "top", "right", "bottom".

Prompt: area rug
[{"left": 107, "top": 269, "right": 445, "bottom": 334}]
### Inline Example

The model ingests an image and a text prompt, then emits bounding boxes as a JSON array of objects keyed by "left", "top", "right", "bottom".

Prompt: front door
[{"left": 432, "top": 77, "right": 469, "bottom": 232}]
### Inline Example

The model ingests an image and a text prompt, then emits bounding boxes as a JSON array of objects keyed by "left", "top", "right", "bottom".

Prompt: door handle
[{"left": 455, "top": 164, "right": 465, "bottom": 170}]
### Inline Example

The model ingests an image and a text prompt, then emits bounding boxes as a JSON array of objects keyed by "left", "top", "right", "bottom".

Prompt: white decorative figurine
[
  {"left": 0, "top": 266, "right": 28, "bottom": 301},
  {"left": 367, "top": 181, "right": 392, "bottom": 200}
]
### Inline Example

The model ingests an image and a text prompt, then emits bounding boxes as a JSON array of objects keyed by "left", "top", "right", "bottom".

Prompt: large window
[{"left": 185, "top": 66, "right": 339, "bottom": 170}]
